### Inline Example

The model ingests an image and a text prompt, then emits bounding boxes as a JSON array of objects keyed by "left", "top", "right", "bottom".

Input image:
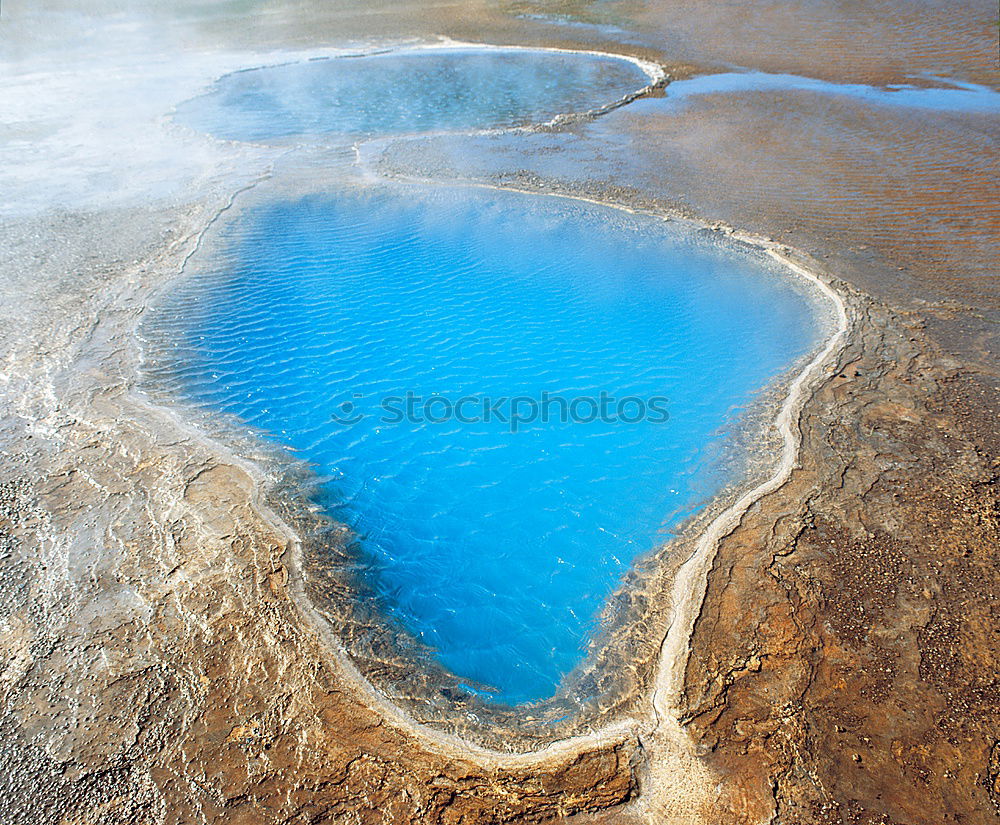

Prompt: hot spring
[
  {"left": 175, "top": 45, "right": 655, "bottom": 141},
  {"left": 147, "top": 47, "right": 826, "bottom": 705},
  {"left": 142, "top": 183, "right": 824, "bottom": 704}
]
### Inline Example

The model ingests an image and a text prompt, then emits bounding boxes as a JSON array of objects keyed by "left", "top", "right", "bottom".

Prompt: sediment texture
[{"left": 681, "top": 303, "right": 1000, "bottom": 824}]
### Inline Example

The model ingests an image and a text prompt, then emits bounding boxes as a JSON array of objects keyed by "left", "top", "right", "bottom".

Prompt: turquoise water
[
  {"left": 144, "top": 185, "right": 821, "bottom": 704},
  {"left": 175, "top": 47, "right": 651, "bottom": 141}
]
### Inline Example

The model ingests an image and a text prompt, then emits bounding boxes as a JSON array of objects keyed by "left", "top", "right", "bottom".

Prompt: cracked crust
[{"left": 680, "top": 305, "right": 1000, "bottom": 823}]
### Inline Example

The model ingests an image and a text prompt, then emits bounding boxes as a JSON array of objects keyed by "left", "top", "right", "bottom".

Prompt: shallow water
[
  {"left": 175, "top": 46, "right": 651, "bottom": 141},
  {"left": 143, "top": 185, "right": 821, "bottom": 704},
  {"left": 658, "top": 71, "right": 1000, "bottom": 114}
]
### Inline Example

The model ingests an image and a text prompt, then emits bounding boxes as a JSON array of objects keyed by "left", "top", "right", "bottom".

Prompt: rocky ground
[{"left": 680, "top": 299, "right": 1000, "bottom": 824}]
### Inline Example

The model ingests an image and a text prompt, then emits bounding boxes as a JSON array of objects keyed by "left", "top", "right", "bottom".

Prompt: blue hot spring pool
[
  {"left": 175, "top": 46, "right": 652, "bottom": 141},
  {"left": 143, "top": 185, "right": 823, "bottom": 705}
]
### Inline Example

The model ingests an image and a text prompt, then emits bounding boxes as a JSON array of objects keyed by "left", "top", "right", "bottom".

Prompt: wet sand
[{"left": 1, "top": 1, "right": 998, "bottom": 823}]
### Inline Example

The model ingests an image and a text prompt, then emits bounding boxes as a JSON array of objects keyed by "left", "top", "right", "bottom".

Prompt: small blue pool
[
  {"left": 144, "top": 184, "right": 822, "bottom": 704},
  {"left": 175, "top": 46, "right": 652, "bottom": 141}
]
